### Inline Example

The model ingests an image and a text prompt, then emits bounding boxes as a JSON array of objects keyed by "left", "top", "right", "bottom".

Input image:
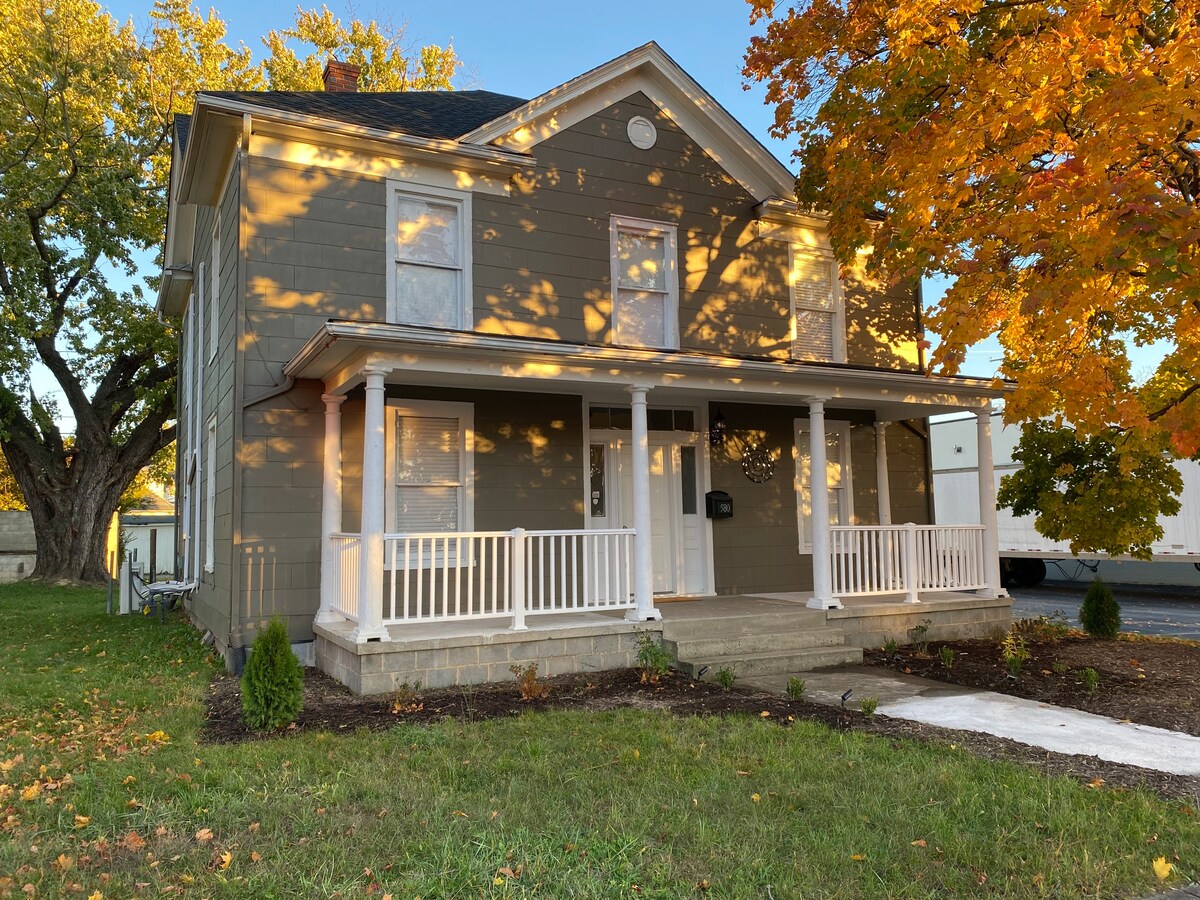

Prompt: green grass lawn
[{"left": 0, "top": 583, "right": 1196, "bottom": 899}]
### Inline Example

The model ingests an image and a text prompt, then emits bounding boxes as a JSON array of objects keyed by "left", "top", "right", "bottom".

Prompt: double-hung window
[
  {"left": 385, "top": 400, "right": 474, "bottom": 536},
  {"left": 794, "top": 419, "right": 854, "bottom": 552},
  {"left": 610, "top": 215, "right": 678, "bottom": 349},
  {"left": 387, "top": 183, "right": 472, "bottom": 329},
  {"left": 789, "top": 247, "right": 843, "bottom": 362}
]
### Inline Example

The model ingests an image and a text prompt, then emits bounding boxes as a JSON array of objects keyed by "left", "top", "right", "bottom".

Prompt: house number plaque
[{"left": 741, "top": 446, "right": 775, "bottom": 483}]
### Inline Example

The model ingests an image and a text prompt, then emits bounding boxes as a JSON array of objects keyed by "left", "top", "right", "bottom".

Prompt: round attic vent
[{"left": 627, "top": 115, "right": 658, "bottom": 150}]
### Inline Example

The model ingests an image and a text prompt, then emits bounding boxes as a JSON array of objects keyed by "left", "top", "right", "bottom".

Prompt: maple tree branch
[{"left": 1148, "top": 383, "right": 1200, "bottom": 422}]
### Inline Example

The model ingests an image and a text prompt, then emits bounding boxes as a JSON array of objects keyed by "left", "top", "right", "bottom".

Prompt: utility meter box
[{"left": 705, "top": 490, "right": 733, "bottom": 519}]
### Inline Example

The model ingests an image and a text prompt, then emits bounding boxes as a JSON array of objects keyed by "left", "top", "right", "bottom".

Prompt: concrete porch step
[
  {"left": 661, "top": 610, "right": 828, "bottom": 642},
  {"left": 676, "top": 644, "right": 864, "bottom": 679},
  {"left": 666, "top": 625, "right": 848, "bottom": 660}
]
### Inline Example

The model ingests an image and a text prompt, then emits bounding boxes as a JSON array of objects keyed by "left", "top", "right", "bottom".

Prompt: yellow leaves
[
  {"left": 19, "top": 783, "right": 40, "bottom": 802},
  {"left": 1153, "top": 857, "right": 1174, "bottom": 881},
  {"left": 218, "top": 850, "right": 233, "bottom": 870},
  {"left": 87, "top": 892, "right": 102, "bottom": 900},
  {"left": 51, "top": 854, "right": 73, "bottom": 872},
  {"left": 0, "top": 755, "right": 22, "bottom": 773},
  {"left": 121, "top": 776, "right": 135, "bottom": 785},
  {"left": 73, "top": 815, "right": 90, "bottom": 828},
  {"left": 850, "top": 853, "right": 867, "bottom": 861},
  {"left": 750, "top": 793, "right": 762, "bottom": 804},
  {"left": 142, "top": 730, "right": 170, "bottom": 745},
  {"left": 910, "top": 839, "right": 928, "bottom": 848}
]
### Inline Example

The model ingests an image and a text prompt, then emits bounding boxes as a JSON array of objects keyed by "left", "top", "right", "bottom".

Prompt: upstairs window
[
  {"left": 387, "top": 183, "right": 472, "bottom": 329},
  {"left": 610, "top": 216, "right": 678, "bottom": 349},
  {"left": 790, "top": 247, "right": 844, "bottom": 363}
]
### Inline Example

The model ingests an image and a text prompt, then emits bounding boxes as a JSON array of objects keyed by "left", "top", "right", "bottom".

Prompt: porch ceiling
[{"left": 285, "top": 320, "right": 1006, "bottom": 418}]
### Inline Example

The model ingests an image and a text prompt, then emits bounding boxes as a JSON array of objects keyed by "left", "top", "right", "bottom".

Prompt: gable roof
[
  {"left": 459, "top": 42, "right": 798, "bottom": 203},
  {"left": 197, "top": 90, "right": 527, "bottom": 141}
]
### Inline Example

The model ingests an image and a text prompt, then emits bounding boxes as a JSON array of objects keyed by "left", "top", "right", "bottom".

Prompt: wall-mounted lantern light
[{"left": 709, "top": 408, "right": 727, "bottom": 447}]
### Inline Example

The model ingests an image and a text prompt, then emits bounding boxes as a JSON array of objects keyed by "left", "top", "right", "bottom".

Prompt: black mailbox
[{"left": 705, "top": 490, "right": 733, "bottom": 519}]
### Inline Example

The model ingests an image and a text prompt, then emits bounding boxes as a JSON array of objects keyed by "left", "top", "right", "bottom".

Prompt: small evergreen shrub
[
  {"left": 1079, "top": 667, "right": 1100, "bottom": 696},
  {"left": 1080, "top": 579, "right": 1121, "bottom": 639},
  {"left": 859, "top": 697, "right": 879, "bottom": 717},
  {"left": 938, "top": 645, "right": 957, "bottom": 669},
  {"left": 786, "top": 676, "right": 806, "bottom": 699},
  {"left": 241, "top": 619, "right": 304, "bottom": 731},
  {"left": 715, "top": 667, "right": 736, "bottom": 690}
]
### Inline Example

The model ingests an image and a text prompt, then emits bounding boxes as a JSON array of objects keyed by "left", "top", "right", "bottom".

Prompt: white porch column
[
  {"left": 975, "top": 407, "right": 1007, "bottom": 598},
  {"left": 875, "top": 421, "right": 892, "bottom": 526},
  {"left": 626, "top": 385, "right": 661, "bottom": 622},
  {"left": 806, "top": 398, "right": 843, "bottom": 610},
  {"left": 351, "top": 366, "right": 391, "bottom": 643},
  {"left": 316, "top": 394, "right": 347, "bottom": 626}
]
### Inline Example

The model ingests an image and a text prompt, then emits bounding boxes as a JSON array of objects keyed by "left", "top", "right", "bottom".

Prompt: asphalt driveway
[{"left": 1009, "top": 580, "right": 1200, "bottom": 639}]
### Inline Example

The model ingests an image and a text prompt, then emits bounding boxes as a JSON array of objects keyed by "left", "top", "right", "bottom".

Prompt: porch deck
[{"left": 314, "top": 591, "right": 1012, "bottom": 694}]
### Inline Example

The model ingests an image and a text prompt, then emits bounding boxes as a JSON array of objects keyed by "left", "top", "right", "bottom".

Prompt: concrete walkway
[{"left": 743, "top": 666, "right": 1200, "bottom": 777}]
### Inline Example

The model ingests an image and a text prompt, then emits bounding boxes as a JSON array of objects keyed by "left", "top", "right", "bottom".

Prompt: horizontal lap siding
[
  {"left": 708, "top": 402, "right": 927, "bottom": 595},
  {"left": 474, "top": 92, "right": 794, "bottom": 357},
  {"left": 340, "top": 387, "right": 583, "bottom": 534},
  {"left": 235, "top": 156, "right": 387, "bottom": 644}
]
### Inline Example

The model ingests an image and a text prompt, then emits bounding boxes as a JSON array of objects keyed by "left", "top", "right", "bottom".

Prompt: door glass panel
[
  {"left": 680, "top": 446, "right": 697, "bottom": 515},
  {"left": 589, "top": 444, "right": 606, "bottom": 517}
]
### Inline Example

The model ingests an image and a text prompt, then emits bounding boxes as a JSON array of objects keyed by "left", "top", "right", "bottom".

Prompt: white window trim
[
  {"left": 384, "top": 398, "right": 475, "bottom": 554},
  {"left": 788, "top": 245, "right": 846, "bottom": 364},
  {"left": 385, "top": 181, "right": 473, "bottom": 330},
  {"left": 204, "top": 414, "right": 216, "bottom": 573},
  {"left": 793, "top": 418, "right": 855, "bottom": 553},
  {"left": 209, "top": 212, "right": 220, "bottom": 362},
  {"left": 609, "top": 214, "right": 679, "bottom": 350}
]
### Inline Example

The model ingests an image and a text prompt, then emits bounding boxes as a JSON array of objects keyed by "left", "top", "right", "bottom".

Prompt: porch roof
[{"left": 284, "top": 320, "right": 1006, "bottom": 419}]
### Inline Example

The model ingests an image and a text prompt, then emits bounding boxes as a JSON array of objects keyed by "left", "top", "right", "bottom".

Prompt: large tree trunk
[{"left": 0, "top": 388, "right": 174, "bottom": 584}]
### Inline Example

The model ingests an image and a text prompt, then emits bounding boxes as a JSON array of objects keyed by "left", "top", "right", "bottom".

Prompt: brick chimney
[{"left": 322, "top": 59, "right": 361, "bottom": 92}]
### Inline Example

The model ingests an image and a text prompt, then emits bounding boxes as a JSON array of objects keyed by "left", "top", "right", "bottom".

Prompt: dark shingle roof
[
  {"left": 174, "top": 113, "right": 191, "bottom": 154},
  {"left": 198, "top": 90, "right": 527, "bottom": 140}
]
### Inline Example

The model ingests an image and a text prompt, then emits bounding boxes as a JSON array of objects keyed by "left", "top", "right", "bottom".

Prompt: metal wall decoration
[{"left": 741, "top": 446, "right": 776, "bottom": 483}]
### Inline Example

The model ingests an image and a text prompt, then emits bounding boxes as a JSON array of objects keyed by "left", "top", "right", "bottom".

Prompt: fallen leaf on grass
[
  {"left": 751, "top": 794, "right": 761, "bottom": 803},
  {"left": 851, "top": 854, "right": 866, "bottom": 861},
  {"left": 1153, "top": 857, "right": 1174, "bottom": 881},
  {"left": 194, "top": 828, "right": 213, "bottom": 843},
  {"left": 910, "top": 839, "right": 927, "bottom": 848},
  {"left": 250, "top": 851, "right": 261, "bottom": 863},
  {"left": 247, "top": 822, "right": 260, "bottom": 833},
  {"left": 218, "top": 851, "right": 232, "bottom": 871},
  {"left": 73, "top": 816, "right": 90, "bottom": 828},
  {"left": 119, "top": 832, "right": 145, "bottom": 853},
  {"left": 497, "top": 865, "right": 521, "bottom": 879},
  {"left": 52, "top": 854, "right": 74, "bottom": 872}
]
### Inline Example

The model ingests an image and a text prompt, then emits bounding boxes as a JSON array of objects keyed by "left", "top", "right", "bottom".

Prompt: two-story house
[{"left": 157, "top": 43, "right": 1010, "bottom": 694}]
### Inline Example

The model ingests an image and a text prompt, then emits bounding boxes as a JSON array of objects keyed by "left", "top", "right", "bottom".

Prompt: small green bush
[
  {"left": 241, "top": 619, "right": 304, "bottom": 731},
  {"left": 1052, "top": 659, "right": 1070, "bottom": 675},
  {"left": 1079, "top": 667, "right": 1100, "bottom": 696},
  {"left": 786, "top": 676, "right": 806, "bottom": 699},
  {"left": 715, "top": 667, "right": 736, "bottom": 690},
  {"left": 859, "top": 697, "right": 879, "bottom": 717},
  {"left": 938, "top": 645, "right": 957, "bottom": 669},
  {"left": 1080, "top": 579, "right": 1121, "bottom": 639},
  {"left": 882, "top": 637, "right": 899, "bottom": 657},
  {"left": 1000, "top": 630, "right": 1030, "bottom": 678},
  {"left": 636, "top": 631, "right": 674, "bottom": 683}
]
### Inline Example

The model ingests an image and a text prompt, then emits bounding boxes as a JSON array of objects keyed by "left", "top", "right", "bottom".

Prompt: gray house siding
[
  {"left": 708, "top": 401, "right": 929, "bottom": 596},
  {"left": 340, "top": 386, "right": 584, "bottom": 534}
]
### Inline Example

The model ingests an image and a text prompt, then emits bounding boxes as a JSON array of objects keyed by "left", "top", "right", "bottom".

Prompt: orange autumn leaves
[{"left": 745, "top": 0, "right": 1200, "bottom": 457}]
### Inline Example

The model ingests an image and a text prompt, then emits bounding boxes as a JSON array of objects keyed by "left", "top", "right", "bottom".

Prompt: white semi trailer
[{"left": 931, "top": 412, "right": 1200, "bottom": 587}]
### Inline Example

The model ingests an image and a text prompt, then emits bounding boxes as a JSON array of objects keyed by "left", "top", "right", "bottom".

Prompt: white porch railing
[
  {"left": 330, "top": 533, "right": 362, "bottom": 622},
  {"left": 333, "top": 527, "right": 636, "bottom": 630},
  {"left": 830, "top": 523, "right": 988, "bottom": 602}
]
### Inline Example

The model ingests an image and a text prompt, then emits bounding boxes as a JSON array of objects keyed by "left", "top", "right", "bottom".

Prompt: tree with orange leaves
[{"left": 745, "top": 0, "right": 1200, "bottom": 556}]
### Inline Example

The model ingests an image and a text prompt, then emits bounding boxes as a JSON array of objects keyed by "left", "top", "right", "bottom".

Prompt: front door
[
  {"left": 617, "top": 440, "right": 676, "bottom": 594},
  {"left": 589, "top": 432, "right": 705, "bottom": 596}
]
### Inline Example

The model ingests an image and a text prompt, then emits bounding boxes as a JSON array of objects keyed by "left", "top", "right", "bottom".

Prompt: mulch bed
[
  {"left": 204, "top": 666, "right": 1200, "bottom": 804},
  {"left": 863, "top": 632, "right": 1200, "bottom": 738}
]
